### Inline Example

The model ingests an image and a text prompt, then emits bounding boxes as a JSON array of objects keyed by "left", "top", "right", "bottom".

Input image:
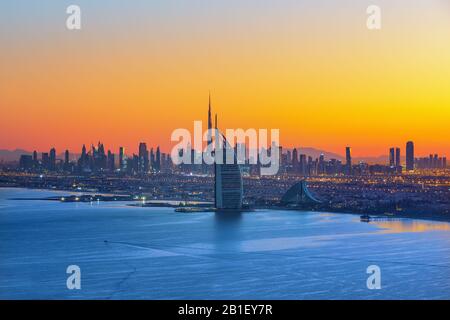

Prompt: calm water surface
[{"left": 1, "top": 188, "right": 449, "bottom": 299}]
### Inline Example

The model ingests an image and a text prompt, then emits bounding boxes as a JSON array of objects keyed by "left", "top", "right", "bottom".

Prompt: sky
[{"left": 1, "top": 0, "right": 449, "bottom": 158}]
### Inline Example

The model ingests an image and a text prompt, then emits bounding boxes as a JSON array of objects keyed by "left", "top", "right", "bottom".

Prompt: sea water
[{"left": 1, "top": 188, "right": 449, "bottom": 299}]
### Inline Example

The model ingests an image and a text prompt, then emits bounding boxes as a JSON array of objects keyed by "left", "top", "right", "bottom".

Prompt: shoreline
[{"left": 2, "top": 186, "right": 450, "bottom": 224}]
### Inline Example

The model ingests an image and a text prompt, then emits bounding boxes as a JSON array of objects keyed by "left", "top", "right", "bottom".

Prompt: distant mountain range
[
  {"left": 0, "top": 149, "right": 77, "bottom": 162},
  {"left": 287, "top": 147, "right": 389, "bottom": 164},
  {"left": 0, "top": 149, "right": 32, "bottom": 162},
  {"left": 0, "top": 147, "right": 390, "bottom": 164}
]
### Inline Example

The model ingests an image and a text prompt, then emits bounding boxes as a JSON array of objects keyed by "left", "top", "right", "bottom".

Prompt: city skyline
[
  {"left": 2, "top": 141, "right": 448, "bottom": 165},
  {"left": 14, "top": 139, "right": 448, "bottom": 173},
  {"left": 1, "top": 1, "right": 450, "bottom": 156},
  {"left": 0, "top": 94, "right": 447, "bottom": 162}
]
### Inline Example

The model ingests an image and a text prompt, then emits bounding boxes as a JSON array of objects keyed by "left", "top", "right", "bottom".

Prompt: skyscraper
[
  {"left": 150, "top": 148, "right": 156, "bottom": 171},
  {"left": 155, "top": 146, "right": 161, "bottom": 172},
  {"left": 286, "top": 150, "right": 292, "bottom": 165},
  {"left": 138, "top": 143, "right": 149, "bottom": 173},
  {"left": 318, "top": 153, "right": 325, "bottom": 174},
  {"left": 64, "top": 150, "right": 70, "bottom": 171},
  {"left": 299, "top": 154, "right": 307, "bottom": 176},
  {"left": 94, "top": 142, "right": 107, "bottom": 170},
  {"left": 32, "top": 150, "right": 38, "bottom": 168},
  {"left": 42, "top": 152, "right": 49, "bottom": 169},
  {"left": 395, "top": 147, "right": 401, "bottom": 173},
  {"left": 78, "top": 144, "right": 88, "bottom": 171},
  {"left": 19, "top": 155, "right": 33, "bottom": 170},
  {"left": 107, "top": 150, "right": 115, "bottom": 171},
  {"left": 406, "top": 141, "right": 414, "bottom": 171},
  {"left": 389, "top": 147, "right": 395, "bottom": 167},
  {"left": 64, "top": 150, "right": 69, "bottom": 163},
  {"left": 307, "top": 156, "right": 313, "bottom": 175},
  {"left": 49, "top": 148, "right": 56, "bottom": 171},
  {"left": 345, "top": 147, "right": 352, "bottom": 175},
  {"left": 292, "top": 148, "right": 299, "bottom": 173},
  {"left": 119, "top": 147, "right": 125, "bottom": 171},
  {"left": 212, "top": 107, "right": 243, "bottom": 210}
]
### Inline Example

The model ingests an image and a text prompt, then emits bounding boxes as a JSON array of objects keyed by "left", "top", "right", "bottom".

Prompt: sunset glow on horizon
[{"left": 1, "top": 0, "right": 449, "bottom": 158}]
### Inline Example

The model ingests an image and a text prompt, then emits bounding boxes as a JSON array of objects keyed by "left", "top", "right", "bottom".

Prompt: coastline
[{"left": 2, "top": 185, "right": 449, "bottom": 224}]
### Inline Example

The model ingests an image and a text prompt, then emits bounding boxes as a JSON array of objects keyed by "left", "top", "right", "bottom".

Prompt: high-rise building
[
  {"left": 32, "top": 151, "right": 38, "bottom": 168},
  {"left": 414, "top": 154, "right": 446, "bottom": 169},
  {"left": 213, "top": 110, "right": 243, "bottom": 210},
  {"left": 395, "top": 147, "right": 401, "bottom": 173},
  {"left": 64, "top": 150, "right": 69, "bottom": 164},
  {"left": 93, "top": 142, "right": 107, "bottom": 170},
  {"left": 150, "top": 148, "right": 156, "bottom": 171},
  {"left": 278, "top": 146, "right": 283, "bottom": 172},
  {"left": 292, "top": 148, "right": 299, "bottom": 173},
  {"left": 307, "top": 156, "right": 313, "bottom": 175},
  {"left": 119, "top": 147, "right": 125, "bottom": 170},
  {"left": 155, "top": 146, "right": 161, "bottom": 172},
  {"left": 130, "top": 154, "right": 139, "bottom": 174},
  {"left": 138, "top": 143, "right": 149, "bottom": 173},
  {"left": 318, "top": 153, "right": 325, "bottom": 175},
  {"left": 107, "top": 150, "right": 115, "bottom": 171},
  {"left": 406, "top": 141, "right": 414, "bottom": 171},
  {"left": 78, "top": 144, "right": 89, "bottom": 172},
  {"left": 49, "top": 148, "right": 56, "bottom": 171},
  {"left": 42, "top": 152, "right": 49, "bottom": 169},
  {"left": 286, "top": 150, "right": 292, "bottom": 165},
  {"left": 395, "top": 148, "right": 400, "bottom": 167},
  {"left": 345, "top": 147, "right": 352, "bottom": 175},
  {"left": 299, "top": 154, "right": 307, "bottom": 176},
  {"left": 389, "top": 147, "right": 395, "bottom": 167},
  {"left": 64, "top": 150, "right": 70, "bottom": 171},
  {"left": 19, "top": 155, "right": 33, "bottom": 170}
]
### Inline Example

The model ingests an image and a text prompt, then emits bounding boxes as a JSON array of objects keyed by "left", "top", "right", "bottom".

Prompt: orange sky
[{"left": 1, "top": 1, "right": 449, "bottom": 158}]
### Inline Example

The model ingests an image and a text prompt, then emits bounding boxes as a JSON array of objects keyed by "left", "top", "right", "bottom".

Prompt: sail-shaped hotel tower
[{"left": 207, "top": 95, "right": 243, "bottom": 210}]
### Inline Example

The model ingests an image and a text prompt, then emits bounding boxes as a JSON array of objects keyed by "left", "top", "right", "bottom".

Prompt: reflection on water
[
  {"left": 213, "top": 212, "right": 243, "bottom": 253},
  {"left": 374, "top": 219, "right": 450, "bottom": 233},
  {"left": 214, "top": 211, "right": 242, "bottom": 223},
  {"left": 214, "top": 212, "right": 242, "bottom": 240}
]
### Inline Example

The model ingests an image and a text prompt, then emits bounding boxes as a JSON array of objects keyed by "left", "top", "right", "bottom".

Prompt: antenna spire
[{"left": 208, "top": 92, "right": 212, "bottom": 130}]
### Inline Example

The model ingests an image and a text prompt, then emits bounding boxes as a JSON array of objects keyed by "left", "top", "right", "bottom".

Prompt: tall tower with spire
[{"left": 207, "top": 92, "right": 213, "bottom": 146}]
